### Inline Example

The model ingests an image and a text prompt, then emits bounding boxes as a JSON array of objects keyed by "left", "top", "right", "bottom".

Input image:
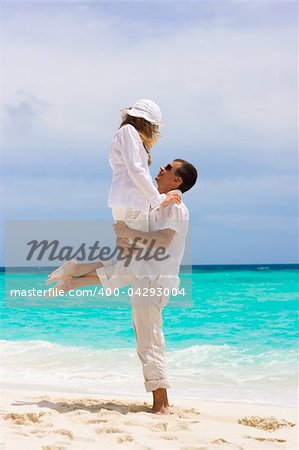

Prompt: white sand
[{"left": 1, "top": 387, "right": 297, "bottom": 450}]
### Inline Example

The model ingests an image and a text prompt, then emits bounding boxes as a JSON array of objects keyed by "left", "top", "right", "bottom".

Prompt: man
[
  {"left": 46, "top": 159, "right": 197, "bottom": 414},
  {"left": 113, "top": 159, "right": 197, "bottom": 414}
]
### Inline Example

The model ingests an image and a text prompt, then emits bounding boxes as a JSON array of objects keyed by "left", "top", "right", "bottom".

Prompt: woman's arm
[{"left": 117, "top": 126, "right": 167, "bottom": 209}]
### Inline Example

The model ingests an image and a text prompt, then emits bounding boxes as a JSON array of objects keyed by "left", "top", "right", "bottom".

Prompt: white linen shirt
[
  {"left": 146, "top": 189, "right": 189, "bottom": 289},
  {"left": 131, "top": 190, "right": 189, "bottom": 288},
  {"left": 107, "top": 124, "right": 166, "bottom": 211}
]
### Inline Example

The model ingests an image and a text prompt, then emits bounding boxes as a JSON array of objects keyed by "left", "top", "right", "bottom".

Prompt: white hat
[{"left": 122, "top": 99, "right": 162, "bottom": 126}]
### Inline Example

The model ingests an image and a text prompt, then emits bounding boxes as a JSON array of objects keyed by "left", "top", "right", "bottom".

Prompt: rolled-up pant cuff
[{"left": 144, "top": 379, "right": 171, "bottom": 392}]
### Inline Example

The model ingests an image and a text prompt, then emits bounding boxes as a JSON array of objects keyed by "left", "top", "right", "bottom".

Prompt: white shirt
[
  {"left": 134, "top": 190, "right": 189, "bottom": 289},
  {"left": 107, "top": 124, "right": 166, "bottom": 211}
]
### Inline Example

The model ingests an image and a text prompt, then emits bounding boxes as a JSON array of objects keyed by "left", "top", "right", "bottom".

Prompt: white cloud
[
  {"left": 0, "top": 3, "right": 297, "bottom": 263},
  {"left": 203, "top": 213, "right": 296, "bottom": 231},
  {"left": 196, "top": 174, "right": 297, "bottom": 217},
  {"left": 2, "top": 176, "right": 111, "bottom": 219},
  {"left": 1, "top": 4, "right": 296, "bottom": 156},
  {"left": 3, "top": 90, "right": 51, "bottom": 134}
]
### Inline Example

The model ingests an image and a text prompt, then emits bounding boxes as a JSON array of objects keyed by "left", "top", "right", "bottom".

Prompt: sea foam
[{"left": 2, "top": 339, "right": 297, "bottom": 407}]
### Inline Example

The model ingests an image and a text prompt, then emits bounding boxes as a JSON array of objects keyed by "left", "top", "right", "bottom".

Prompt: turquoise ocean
[{"left": 1, "top": 265, "right": 298, "bottom": 407}]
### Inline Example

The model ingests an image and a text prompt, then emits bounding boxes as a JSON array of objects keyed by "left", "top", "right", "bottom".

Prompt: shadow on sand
[{"left": 12, "top": 398, "right": 152, "bottom": 415}]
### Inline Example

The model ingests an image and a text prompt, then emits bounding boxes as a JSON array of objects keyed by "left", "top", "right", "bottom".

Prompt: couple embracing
[{"left": 46, "top": 100, "right": 197, "bottom": 414}]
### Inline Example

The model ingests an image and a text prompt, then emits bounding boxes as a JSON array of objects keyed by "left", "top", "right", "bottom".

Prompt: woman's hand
[{"left": 161, "top": 192, "right": 181, "bottom": 207}]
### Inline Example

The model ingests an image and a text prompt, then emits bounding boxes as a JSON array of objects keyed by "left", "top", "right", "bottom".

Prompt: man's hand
[
  {"left": 116, "top": 237, "right": 140, "bottom": 256},
  {"left": 113, "top": 221, "right": 132, "bottom": 239},
  {"left": 114, "top": 220, "right": 176, "bottom": 250},
  {"left": 116, "top": 236, "right": 130, "bottom": 248},
  {"left": 161, "top": 192, "right": 181, "bottom": 207}
]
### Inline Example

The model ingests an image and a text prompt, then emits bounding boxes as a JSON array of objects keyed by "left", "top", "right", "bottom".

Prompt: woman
[{"left": 47, "top": 99, "right": 179, "bottom": 284}]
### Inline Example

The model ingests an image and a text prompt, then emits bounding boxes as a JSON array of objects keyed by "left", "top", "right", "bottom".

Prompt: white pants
[
  {"left": 111, "top": 207, "right": 149, "bottom": 232},
  {"left": 96, "top": 262, "right": 171, "bottom": 392},
  {"left": 132, "top": 305, "right": 170, "bottom": 392},
  {"left": 111, "top": 206, "right": 149, "bottom": 277}
]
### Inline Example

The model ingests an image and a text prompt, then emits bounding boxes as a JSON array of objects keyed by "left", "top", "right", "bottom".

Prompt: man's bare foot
[
  {"left": 46, "top": 260, "right": 78, "bottom": 284},
  {"left": 152, "top": 388, "right": 170, "bottom": 415},
  {"left": 151, "top": 404, "right": 170, "bottom": 415}
]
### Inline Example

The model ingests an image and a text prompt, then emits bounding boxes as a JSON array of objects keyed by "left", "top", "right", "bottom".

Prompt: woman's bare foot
[
  {"left": 45, "top": 273, "right": 101, "bottom": 298},
  {"left": 46, "top": 260, "right": 78, "bottom": 284},
  {"left": 45, "top": 278, "right": 75, "bottom": 298},
  {"left": 46, "top": 261, "right": 104, "bottom": 284}
]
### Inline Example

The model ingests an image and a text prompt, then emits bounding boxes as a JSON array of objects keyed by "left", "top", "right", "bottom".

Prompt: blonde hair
[{"left": 120, "top": 113, "right": 160, "bottom": 165}]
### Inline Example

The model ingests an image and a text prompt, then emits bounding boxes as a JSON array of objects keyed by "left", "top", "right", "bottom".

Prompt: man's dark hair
[{"left": 174, "top": 159, "right": 198, "bottom": 193}]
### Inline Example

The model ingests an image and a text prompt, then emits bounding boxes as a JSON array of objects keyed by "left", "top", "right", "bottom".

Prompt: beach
[
  {"left": 1, "top": 387, "right": 297, "bottom": 450},
  {"left": 2, "top": 0, "right": 298, "bottom": 446},
  {"left": 1, "top": 266, "right": 298, "bottom": 448}
]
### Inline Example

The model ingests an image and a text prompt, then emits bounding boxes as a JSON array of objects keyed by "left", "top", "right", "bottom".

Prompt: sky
[{"left": 1, "top": 0, "right": 298, "bottom": 265}]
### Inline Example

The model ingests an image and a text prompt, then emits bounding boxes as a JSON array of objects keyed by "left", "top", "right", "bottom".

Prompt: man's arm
[{"left": 113, "top": 221, "right": 176, "bottom": 249}]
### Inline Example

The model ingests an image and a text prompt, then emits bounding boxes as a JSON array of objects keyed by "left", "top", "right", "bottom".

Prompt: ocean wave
[{"left": 1, "top": 340, "right": 297, "bottom": 407}]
